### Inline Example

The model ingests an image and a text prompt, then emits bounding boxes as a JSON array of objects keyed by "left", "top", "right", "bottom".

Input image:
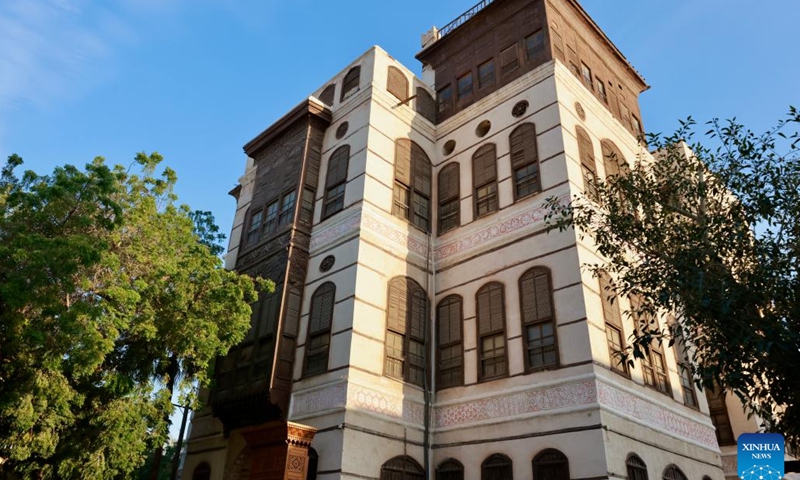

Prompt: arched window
[
  {"left": 319, "top": 84, "right": 335, "bottom": 107},
  {"left": 305, "top": 283, "right": 335, "bottom": 376},
  {"left": 437, "top": 295, "right": 463, "bottom": 389},
  {"left": 341, "top": 66, "right": 361, "bottom": 101},
  {"left": 601, "top": 139, "right": 627, "bottom": 178},
  {"left": 662, "top": 465, "right": 687, "bottom": 480},
  {"left": 482, "top": 453, "right": 513, "bottom": 480},
  {"left": 576, "top": 126, "right": 598, "bottom": 200},
  {"left": 510, "top": 123, "right": 541, "bottom": 200},
  {"left": 438, "top": 163, "right": 460, "bottom": 234},
  {"left": 192, "top": 462, "right": 211, "bottom": 480},
  {"left": 393, "top": 139, "right": 432, "bottom": 232},
  {"left": 598, "top": 269, "right": 627, "bottom": 375},
  {"left": 416, "top": 87, "right": 436, "bottom": 123},
  {"left": 323, "top": 146, "right": 350, "bottom": 219},
  {"left": 472, "top": 144, "right": 498, "bottom": 217},
  {"left": 381, "top": 456, "right": 425, "bottom": 480},
  {"left": 626, "top": 454, "right": 648, "bottom": 480},
  {"left": 385, "top": 277, "right": 427, "bottom": 386},
  {"left": 520, "top": 267, "right": 558, "bottom": 371},
  {"left": 306, "top": 448, "right": 319, "bottom": 480},
  {"left": 387, "top": 66, "right": 409, "bottom": 101},
  {"left": 477, "top": 283, "right": 507, "bottom": 380},
  {"left": 437, "top": 459, "right": 464, "bottom": 480},
  {"left": 532, "top": 449, "right": 569, "bottom": 480}
]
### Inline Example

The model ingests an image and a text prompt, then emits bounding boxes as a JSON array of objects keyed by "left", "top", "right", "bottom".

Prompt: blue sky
[{"left": 2, "top": 0, "right": 798, "bottom": 240}]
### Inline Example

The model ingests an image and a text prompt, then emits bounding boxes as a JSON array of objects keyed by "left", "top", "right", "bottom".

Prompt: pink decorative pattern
[
  {"left": 596, "top": 382, "right": 718, "bottom": 448},
  {"left": 434, "top": 194, "right": 569, "bottom": 262},
  {"left": 435, "top": 380, "right": 596, "bottom": 428},
  {"left": 309, "top": 214, "right": 361, "bottom": 251},
  {"left": 290, "top": 383, "right": 348, "bottom": 418},
  {"left": 347, "top": 384, "right": 425, "bottom": 424},
  {"left": 361, "top": 212, "right": 430, "bottom": 258}
]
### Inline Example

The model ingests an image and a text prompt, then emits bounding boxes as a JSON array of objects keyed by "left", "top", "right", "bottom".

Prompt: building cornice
[{"left": 243, "top": 98, "right": 332, "bottom": 157}]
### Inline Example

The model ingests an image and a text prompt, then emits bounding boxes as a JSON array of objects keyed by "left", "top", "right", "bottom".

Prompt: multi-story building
[{"left": 181, "top": 1, "right": 744, "bottom": 479}]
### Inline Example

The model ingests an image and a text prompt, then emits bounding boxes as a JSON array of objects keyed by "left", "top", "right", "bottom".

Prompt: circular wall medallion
[
  {"left": 443, "top": 139, "right": 456, "bottom": 156},
  {"left": 475, "top": 120, "right": 491, "bottom": 138},
  {"left": 320, "top": 255, "right": 336, "bottom": 272},
  {"left": 575, "top": 102, "right": 586, "bottom": 121},
  {"left": 335, "top": 122, "right": 349, "bottom": 139},
  {"left": 512, "top": 100, "right": 529, "bottom": 118}
]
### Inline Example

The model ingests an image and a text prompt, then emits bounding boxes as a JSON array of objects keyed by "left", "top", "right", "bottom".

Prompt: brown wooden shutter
[
  {"left": 411, "top": 143, "right": 431, "bottom": 196},
  {"left": 477, "top": 283, "right": 504, "bottom": 334},
  {"left": 599, "top": 270, "right": 622, "bottom": 327},
  {"left": 341, "top": 66, "right": 361, "bottom": 101},
  {"left": 437, "top": 296, "right": 462, "bottom": 346},
  {"left": 283, "top": 288, "right": 302, "bottom": 337},
  {"left": 326, "top": 145, "right": 350, "bottom": 188},
  {"left": 408, "top": 282, "right": 426, "bottom": 341},
  {"left": 510, "top": 123, "right": 538, "bottom": 169},
  {"left": 416, "top": 87, "right": 435, "bottom": 123},
  {"left": 310, "top": 283, "right": 335, "bottom": 334},
  {"left": 387, "top": 66, "right": 409, "bottom": 101},
  {"left": 395, "top": 139, "right": 412, "bottom": 186},
  {"left": 576, "top": 126, "right": 595, "bottom": 170},
  {"left": 387, "top": 278, "right": 408, "bottom": 332},
  {"left": 472, "top": 144, "right": 497, "bottom": 187},
  {"left": 319, "top": 84, "right": 335, "bottom": 106},
  {"left": 520, "top": 268, "right": 553, "bottom": 324},
  {"left": 438, "top": 163, "right": 460, "bottom": 202}
]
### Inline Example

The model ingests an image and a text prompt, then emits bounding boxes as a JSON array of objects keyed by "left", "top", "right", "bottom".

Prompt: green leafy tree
[
  {"left": 545, "top": 108, "right": 800, "bottom": 446},
  {"left": 0, "top": 153, "right": 270, "bottom": 479}
]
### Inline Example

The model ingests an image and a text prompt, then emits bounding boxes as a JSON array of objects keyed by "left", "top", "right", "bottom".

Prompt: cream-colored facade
[{"left": 181, "top": 1, "right": 756, "bottom": 480}]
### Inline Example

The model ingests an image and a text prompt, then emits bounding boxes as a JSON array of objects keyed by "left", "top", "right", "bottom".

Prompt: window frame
[
  {"left": 457, "top": 71, "right": 474, "bottom": 101},
  {"left": 500, "top": 44, "right": 520, "bottom": 76},
  {"left": 576, "top": 126, "right": 598, "bottom": 200},
  {"left": 532, "top": 449, "right": 570, "bottom": 480},
  {"left": 437, "top": 295, "right": 464, "bottom": 390},
  {"left": 478, "top": 59, "right": 496, "bottom": 90},
  {"left": 341, "top": 66, "right": 361, "bottom": 102},
  {"left": 482, "top": 453, "right": 513, "bottom": 480},
  {"left": 384, "top": 277, "right": 428, "bottom": 387},
  {"left": 278, "top": 189, "right": 297, "bottom": 226},
  {"left": 437, "top": 84, "right": 453, "bottom": 115},
  {"left": 304, "top": 282, "right": 336, "bottom": 377},
  {"left": 393, "top": 139, "right": 432, "bottom": 233},
  {"left": 387, "top": 66, "right": 409, "bottom": 101},
  {"left": 436, "top": 459, "right": 464, "bottom": 480},
  {"left": 525, "top": 29, "right": 545, "bottom": 59},
  {"left": 476, "top": 282, "right": 508, "bottom": 382},
  {"left": 581, "top": 62, "right": 593, "bottom": 90},
  {"left": 519, "top": 267, "right": 559, "bottom": 372},
  {"left": 437, "top": 162, "right": 460, "bottom": 235},
  {"left": 509, "top": 123, "right": 541, "bottom": 201},
  {"left": 322, "top": 145, "right": 350, "bottom": 220},
  {"left": 626, "top": 454, "right": 649, "bottom": 480},
  {"left": 599, "top": 270, "right": 628, "bottom": 376},
  {"left": 246, "top": 209, "right": 263, "bottom": 246},
  {"left": 381, "top": 456, "right": 425, "bottom": 480},
  {"left": 472, "top": 144, "right": 499, "bottom": 218}
]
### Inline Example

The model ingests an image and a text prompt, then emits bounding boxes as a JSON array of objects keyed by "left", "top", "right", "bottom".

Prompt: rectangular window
[
  {"left": 278, "top": 191, "right": 296, "bottom": 225},
  {"left": 707, "top": 386, "right": 736, "bottom": 446},
  {"left": 305, "top": 333, "right": 330, "bottom": 376},
  {"left": 643, "top": 349, "right": 670, "bottom": 394},
  {"left": 385, "top": 332, "right": 405, "bottom": 379},
  {"left": 597, "top": 79, "right": 607, "bottom": 104},
  {"left": 438, "top": 198, "right": 460, "bottom": 234},
  {"left": 392, "top": 183, "right": 410, "bottom": 220},
  {"left": 457, "top": 72, "right": 473, "bottom": 100},
  {"left": 247, "top": 210, "right": 262, "bottom": 246},
  {"left": 437, "top": 85, "right": 453, "bottom": 114},
  {"left": 300, "top": 189, "right": 315, "bottom": 225},
  {"left": 411, "top": 192, "right": 430, "bottom": 232},
  {"left": 581, "top": 62, "right": 593, "bottom": 90},
  {"left": 439, "top": 344, "right": 463, "bottom": 389},
  {"left": 500, "top": 44, "right": 519, "bottom": 76},
  {"left": 514, "top": 163, "right": 540, "bottom": 199},
  {"left": 324, "top": 183, "right": 345, "bottom": 219},
  {"left": 475, "top": 183, "right": 498, "bottom": 217},
  {"left": 478, "top": 60, "right": 495, "bottom": 89},
  {"left": 408, "top": 340, "right": 425, "bottom": 386},
  {"left": 480, "top": 334, "right": 506, "bottom": 379},
  {"left": 525, "top": 30, "right": 545, "bottom": 59},
  {"left": 526, "top": 321, "right": 556, "bottom": 369},
  {"left": 632, "top": 115, "right": 643, "bottom": 136},
  {"left": 582, "top": 164, "right": 598, "bottom": 201},
  {"left": 264, "top": 201, "right": 279, "bottom": 234},
  {"left": 678, "top": 363, "right": 699, "bottom": 408},
  {"left": 605, "top": 325, "right": 627, "bottom": 374}
]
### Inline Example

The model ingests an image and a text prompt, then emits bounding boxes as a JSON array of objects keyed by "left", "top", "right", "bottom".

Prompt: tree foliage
[
  {"left": 545, "top": 108, "right": 800, "bottom": 446},
  {"left": 0, "top": 153, "right": 270, "bottom": 479}
]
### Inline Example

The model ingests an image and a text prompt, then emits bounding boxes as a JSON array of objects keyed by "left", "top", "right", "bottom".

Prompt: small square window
[
  {"left": 581, "top": 63, "right": 593, "bottom": 90},
  {"left": 500, "top": 44, "right": 519, "bottom": 76},
  {"left": 525, "top": 30, "right": 545, "bottom": 59},
  {"left": 437, "top": 85, "right": 453, "bottom": 114},
  {"left": 457, "top": 72, "right": 473, "bottom": 100},
  {"left": 478, "top": 60, "right": 495, "bottom": 89}
]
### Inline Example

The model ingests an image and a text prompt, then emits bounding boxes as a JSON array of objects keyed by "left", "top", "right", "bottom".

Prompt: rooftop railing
[{"left": 438, "top": 0, "right": 495, "bottom": 38}]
